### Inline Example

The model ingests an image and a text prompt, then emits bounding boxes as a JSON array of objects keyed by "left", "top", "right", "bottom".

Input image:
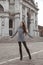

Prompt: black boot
[
  {"left": 29, "top": 55, "right": 32, "bottom": 60},
  {"left": 20, "top": 57, "right": 22, "bottom": 60}
]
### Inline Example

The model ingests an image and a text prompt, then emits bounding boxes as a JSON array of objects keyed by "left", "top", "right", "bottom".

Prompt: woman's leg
[
  {"left": 18, "top": 42, "right": 22, "bottom": 60},
  {"left": 23, "top": 41, "right": 31, "bottom": 59}
]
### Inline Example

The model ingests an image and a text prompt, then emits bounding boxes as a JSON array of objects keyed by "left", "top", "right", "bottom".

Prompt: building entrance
[{"left": 9, "top": 19, "right": 13, "bottom": 36}]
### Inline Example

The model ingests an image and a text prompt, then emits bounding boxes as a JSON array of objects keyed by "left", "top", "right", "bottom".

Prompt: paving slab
[{"left": 0, "top": 42, "right": 43, "bottom": 65}]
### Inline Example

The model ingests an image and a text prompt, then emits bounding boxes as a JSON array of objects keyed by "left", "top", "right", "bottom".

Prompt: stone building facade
[{"left": 0, "top": 0, "right": 39, "bottom": 37}]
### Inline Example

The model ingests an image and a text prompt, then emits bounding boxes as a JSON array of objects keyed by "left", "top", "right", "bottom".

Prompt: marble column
[
  {"left": 25, "top": 7, "right": 27, "bottom": 28},
  {"left": 14, "top": 0, "right": 20, "bottom": 31},
  {"left": 30, "top": 10, "right": 35, "bottom": 36}
]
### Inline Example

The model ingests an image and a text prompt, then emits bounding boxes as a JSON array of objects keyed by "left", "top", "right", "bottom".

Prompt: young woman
[{"left": 11, "top": 21, "right": 33, "bottom": 60}]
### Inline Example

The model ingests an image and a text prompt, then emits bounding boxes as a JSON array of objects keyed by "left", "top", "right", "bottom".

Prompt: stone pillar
[
  {"left": 33, "top": 12, "right": 36, "bottom": 36},
  {"left": 14, "top": 14, "right": 20, "bottom": 31},
  {"left": 35, "top": 13, "right": 39, "bottom": 37},
  {"left": 20, "top": 0, "right": 22, "bottom": 22},
  {"left": 30, "top": 10, "right": 35, "bottom": 36},
  {"left": 0, "top": 18, "right": 2, "bottom": 36},
  {"left": 14, "top": 0, "right": 20, "bottom": 31},
  {"left": 25, "top": 7, "right": 27, "bottom": 28},
  {"left": 0, "top": 17, "right": 9, "bottom": 36},
  {"left": 30, "top": 19, "right": 34, "bottom": 36},
  {"left": 4, "top": 17, "right": 9, "bottom": 36}
]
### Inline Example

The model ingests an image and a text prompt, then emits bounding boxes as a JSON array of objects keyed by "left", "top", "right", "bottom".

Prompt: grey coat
[{"left": 12, "top": 27, "right": 33, "bottom": 42}]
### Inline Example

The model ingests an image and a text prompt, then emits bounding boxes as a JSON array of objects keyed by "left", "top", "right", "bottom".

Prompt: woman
[{"left": 11, "top": 21, "right": 32, "bottom": 60}]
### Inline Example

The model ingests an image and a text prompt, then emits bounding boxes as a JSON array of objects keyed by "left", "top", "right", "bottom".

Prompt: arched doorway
[
  {"left": 0, "top": 4, "right": 4, "bottom": 12},
  {"left": 27, "top": 12, "right": 31, "bottom": 32},
  {"left": 9, "top": 19, "right": 13, "bottom": 36}
]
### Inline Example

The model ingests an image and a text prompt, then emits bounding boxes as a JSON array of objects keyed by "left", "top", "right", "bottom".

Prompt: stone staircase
[{"left": 0, "top": 35, "right": 43, "bottom": 43}]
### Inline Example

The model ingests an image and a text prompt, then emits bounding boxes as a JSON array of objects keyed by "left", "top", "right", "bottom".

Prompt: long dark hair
[{"left": 22, "top": 22, "right": 27, "bottom": 34}]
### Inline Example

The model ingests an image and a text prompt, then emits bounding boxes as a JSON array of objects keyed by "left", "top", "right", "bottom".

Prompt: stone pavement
[
  {"left": 0, "top": 42, "right": 43, "bottom": 65},
  {"left": 1, "top": 51, "right": 43, "bottom": 65}
]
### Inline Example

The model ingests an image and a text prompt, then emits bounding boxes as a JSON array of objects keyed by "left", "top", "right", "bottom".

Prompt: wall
[{"left": 0, "top": 0, "right": 9, "bottom": 36}]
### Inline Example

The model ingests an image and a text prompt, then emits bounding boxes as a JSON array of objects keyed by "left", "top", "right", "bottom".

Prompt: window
[
  {"left": 9, "top": 19, "right": 13, "bottom": 36},
  {"left": 9, "top": 19, "right": 13, "bottom": 28}
]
